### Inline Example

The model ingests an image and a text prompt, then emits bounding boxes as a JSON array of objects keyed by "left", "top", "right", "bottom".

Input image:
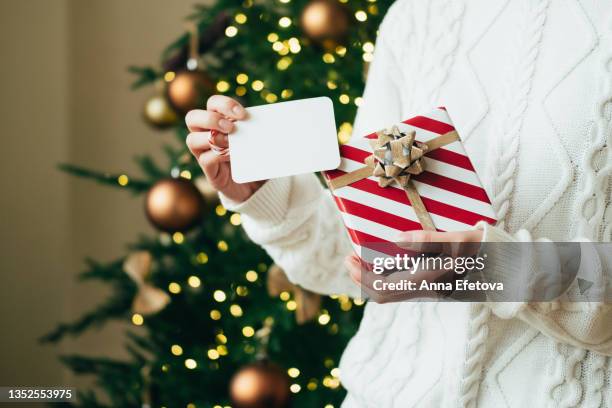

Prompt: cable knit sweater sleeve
[
  {"left": 477, "top": 222, "right": 612, "bottom": 356},
  {"left": 219, "top": 24, "right": 403, "bottom": 298}
]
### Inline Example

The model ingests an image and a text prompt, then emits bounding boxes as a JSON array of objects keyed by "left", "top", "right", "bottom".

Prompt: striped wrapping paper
[{"left": 323, "top": 107, "right": 497, "bottom": 258}]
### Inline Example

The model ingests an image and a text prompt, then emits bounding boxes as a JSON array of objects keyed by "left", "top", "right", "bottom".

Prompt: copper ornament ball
[
  {"left": 143, "top": 94, "right": 178, "bottom": 129},
  {"left": 145, "top": 178, "right": 204, "bottom": 232},
  {"left": 166, "top": 70, "right": 215, "bottom": 114},
  {"left": 300, "top": 0, "right": 350, "bottom": 42},
  {"left": 229, "top": 362, "right": 291, "bottom": 408}
]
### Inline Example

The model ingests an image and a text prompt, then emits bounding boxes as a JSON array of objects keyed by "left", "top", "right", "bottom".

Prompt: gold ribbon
[
  {"left": 123, "top": 251, "right": 171, "bottom": 315},
  {"left": 267, "top": 264, "right": 321, "bottom": 325},
  {"left": 328, "top": 127, "right": 459, "bottom": 231}
]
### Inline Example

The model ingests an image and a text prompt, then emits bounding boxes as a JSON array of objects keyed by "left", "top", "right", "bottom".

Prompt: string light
[
  {"left": 230, "top": 304, "right": 243, "bottom": 317},
  {"left": 322, "top": 53, "right": 335, "bottom": 63},
  {"left": 187, "top": 275, "right": 201, "bottom": 288},
  {"left": 368, "top": 4, "right": 378, "bottom": 14},
  {"left": 168, "top": 282, "right": 182, "bottom": 294},
  {"left": 236, "top": 86, "right": 247, "bottom": 96},
  {"left": 272, "top": 41, "right": 284, "bottom": 52},
  {"left": 236, "top": 286, "right": 249, "bottom": 296},
  {"left": 290, "top": 384, "right": 301, "bottom": 393},
  {"left": 164, "top": 71, "right": 176, "bottom": 82},
  {"left": 267, "top": 32, "right": 279, "bottom": 42},
  {"left": 216, "top": 333, "right": 227, "bottom": 344},
  {"left": 117, "top": 174, "right": 129, "bottom": 186},
  {"left": 217, "top": 240, "right": 228, "bottom": 251},
  {"left": 354, "top": 96, "right": 364, "bottom": 106},
  {"left": 279, "top": 0, "right": 291, "bottom": 3},
  {"left": 242, "top": 326, "right": 255, "bottom": 337},
  {"left": 329, "top": 323, "right": 339, "bottom": 334},
  {"left": 281, "top": 89, "right": 293, "bottom": 99},
  {"left": 236, "top": 73, "right": 249, "bottom": 84},
  {"left": 335, "top": 46, "right": 347, "bottom": 56},
  {"left": 354, "top": 298, "right": 365, "bottom": 306},
  {"left": 230, "top": 213, "right": 241, "bottom": 225},
  {"left": 363, "top": 52, "right": 374, "bottom": 62},
  {"left": 307, "top": 380, "right": 318, "bottom": 391},
  {"left": 265, "top": 93, "right": 278, "bottom": 103},
  {"left": 225, "top": 26, "right": 238, "bottom": 37},
  {"left": 331, "top": 368, "right": 340, "bottom": 377},
  {"left": 187, "top": 404, "right": 196, "bottom": 408},
  {"left": 355, "top": 10, "right": 368, "bottom": 21},
  {"left": 279, "top": 291, "right": 291, "bottom": 301},
  {"left": 318, "top": 311, "right": 331, "bottom": 325},
  {"left": 277, "top": 57, "right": 292, "bottom": 71},
  {"left": 207, "top": 349, "right": 220, "bottom": 360},
  {"left": 216, "top": 80, "right": 230, "bottom": 92},
  {"left": 217, "top": 345, "right": 228, "bottom": 356},
  {"left": 213, "top": 290, "right": 226, "bottom": 302},
  {"left": 180, "top": 170, "right": 191, "bottom": 179},
  {"left": 251, "top": 80, "right": 264, "bottom": 91},
  {"left": 287, "top": 368, "right": 300, "bottom": 378},
  {"left": 324, "top": 404, "right": 335, "bottom": 408},
  {"left": 278, "top": 17, "right": 292, "bottom": 27},
  {"left": 362, "top": 42, "right": 375, "bottom": 53},
  {"left": 132, "top": 313, "right": 144, "bottom": 326},
  {"left": 172, "top": 232, "right": 184, "bottom": 244},
  {"left": 288, "top": 37, "right": 301, "bottom": 53},
  {"left": 338, "top": 122, "right": 353, "bottom": 144},
  {"left": 339, "top": 94, "right": 350, "bottom": 104},
  {"left": 245, "top": 270, "right": 258, "bottom": 282},
  {"left": 235, "top": 13, "right": 247, "bottom": 24},
  {"left": 326, "top": 80, "right": 337, "bottom": 90},
  {"left": 184, "top": 358, "right": 197, "bottom": 369},
  {"left": 196, "top": 252, "right": 208, "bottom": 264},
  {"left": 171, "top": 345, "right": 183, "bottom": 356},
  {"left": 286, "top": 300, "right": 297, "bottom": 311},
  {"left": 215, "top": 205, "right": 227, "bottom": 216},
  {"left": 210, "top": 310, "right": 222, "bottom": 320}
]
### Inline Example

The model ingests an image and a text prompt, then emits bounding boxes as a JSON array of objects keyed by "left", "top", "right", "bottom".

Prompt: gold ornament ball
[
  {"left": 166, "top": 70, "right": 215, "bottom": 114},
  {"left": 300, "top": 0, "right": 350, "bottom": 42},
  {"left": 143, "top": 94, "right": 178, "bottom": 129},
  {"left": 145, "top": 178, "right": 204, "bottom": 232},
  {"left": 229, "top": 362, "right": 290, "bottom": 408}
]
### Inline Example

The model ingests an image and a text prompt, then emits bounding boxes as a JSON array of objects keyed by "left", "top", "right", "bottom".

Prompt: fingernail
[
  {"left": 232, "top": 105, "right": 245, "bottom": 117},
  {"left": 219, "top": 119, "right": 232, "bottom": 132}
]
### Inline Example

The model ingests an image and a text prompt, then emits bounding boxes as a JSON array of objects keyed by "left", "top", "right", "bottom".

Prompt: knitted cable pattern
[{"left": 585, "top": 351, "right": 606, "bottom": 408}]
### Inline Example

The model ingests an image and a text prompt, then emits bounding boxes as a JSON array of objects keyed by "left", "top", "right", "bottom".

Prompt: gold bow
[
  {"left": 267, "top": 264, "right": 321, "bottom": 324},
  {"left": 328, "top": 127, "right": 459, "bottom": 231},
  {"left": 123, "top": 251, "right": 171, "bottom": 315}
]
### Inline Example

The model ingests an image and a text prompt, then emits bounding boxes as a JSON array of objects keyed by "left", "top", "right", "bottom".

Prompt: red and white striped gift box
[{"left": 323, "top": 107, "right": 497, "bottom": 258}]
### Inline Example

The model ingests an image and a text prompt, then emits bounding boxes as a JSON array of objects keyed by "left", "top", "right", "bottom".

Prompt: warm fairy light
[
  {"left": 216, "top": 80, "right": 230, "bottom": 92},
  {"left": 216, "top": 333, "right": 227, "bottom": 344},
  {"left": 251, "top": 80, "right": 264, "bottom": 91},
  {"left": 326, "top": 80, "right": 337, "bottom": 89},
  {"left": 324, "top": 405, "right": 334, "bottom": 408},
  {"left": 339, "top": 94, "right": 350, "bottom": 104},
  {"left": 278, "top": 17, "right": 292, "bottom": 27},
  {"left": 335, "top": 46, "right": 347, "bottom": 56},
  {"left": 180, "top": 170, "right": 192, "bottom": 179},
  {"left": 340, "top": 300, "right": 352, "bottom": 311},
  {"left": 286, "top": 300, "right": 297, "bottom": 311},
  {"left": 236, "top": 286, "right": 248, "bottom": 296},
  {"left": 338, "top": 122, "right": 353, "bottom": 144},
  {"left": 355, "top": 10, "right": 368, "bottom": 21},
  {"left": 307, "top": 380, "right": 317, "bottom": 391},
  {"left": 245, "top": 270, "right": 258, "bottom": 282},
  {"left": 265, "top": 93, "right": 278, "bottom": 103},
  {"left": 290, "top": 384, "right": 301, "bottom": 393},
  {"left": 117, "top": 174, "right": 129, "bottom": 186},
  {"left": 217, "top": 240, "right": 228, "bottom": 251},
  {"left": 279, "top": 291, "right": 291, "bottom": 301},
  {"left": 322, "top": 53, "right": 335, "bottom": 63},
  {"left": 236, "top": 73, "right": 248, "bottom": 84},
  {"left": 132, "top": 313, "right": 144, "bottom": 326},
  {"left": 207, "top": 349, "right": 220, "bottom": 360},
  {"left": 330, "top": 368, "right": 340, "bottom": 377},
  {"left": 235, "top": 13, "right": 247, "bottom": 24},
  {"left": 164, "top": 71, "right": 176, "bottom": 82},
  {"left": 188, "top": 275, "right": 201, "bottom": 288},
  {"left": 162, "top": 364, "right": 170, "bottom": 372},
  {"left": 272, "top": 41, "right": 284, "bottom": 52},
  {"left": 354, "top": 298, "right": 365, "bottom": 306},
  {"left": 368, "top": 4, "right": 378, "bottom": 14},
  {"left": 329, "top": 323, "right": 339, "bottom": 334},
  {"left": 172, "top": 232, "right": 184, "bottom": 244},
  {"left": 288, "top": 37, "right": 301, "bottom": 53},
  {"left": 217, "top": 345, "right": 228, "bottom": 356},
  {"left": 242, "top": 326, "right": 255, "bottom": 337},
  {"left": 363, "top": 52, "right": 374, "bottom": 62},
  {"left": 171, "top": 344, "right": 183, "bottom": 356},
  {"left": 279, "top": 0, "right": 291, "bottom": 3},
  {"left": 230, "top": 304, "right": 243, "bottom": 317},
  {"left": 277, "top": 57, "right": 292, "bottom": 71},
  {"left": 213, "top": 290, "right": 227, "bottom": 302},
  {"left": 287, "top": 367, "right": 300, "bottom": 378},
  {"left": 281, "top": 89, "right": 293, "bottom": 99},
  {"left": 185, "top": 358, "right": 197, "bottom": 369},
  {"left": 210, "top": 310, "right": 221, "bottom": 320},
  {"left": 236, "top": 86, "right": 247, "bottom": 96},
  {"left": 196, "top": 252, "right": 208, "bottom": 264},
  {"left": 230, "top": 213, "right": 241, "bottom": 225},
  {"left": 362, "top": 42, "right": 375, "bottom": 53},
  {"left": 215, "top": 205, "right": 227, "bottom": 216},
  {"left": 267, "top": 32, "right": 279, "bottom": 42},
  {"left": 168, "top": 282, "right": 182, "bottom": 294},
  {"left": 354, "top": 96, "right": 364, "bottom": 106},
  {"left": 187, "top": 404, "right": 195, "bottom": 408},
  {"left": 225, "top": 26, "right": 238, "bottom": 37},
  {"left": 318, "top": 312, "right": 331, "bottom": 325}
]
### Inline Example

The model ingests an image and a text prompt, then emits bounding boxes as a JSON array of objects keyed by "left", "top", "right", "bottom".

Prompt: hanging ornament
[
  {"left": 300, "top": 0, "right": 350, "bottom": 45},
  {"left": 145, "top": 178, "right": 204, "bottom": 232},
  {"left": 194, "top": 175, "right": 220, "bottom": 205},
  {"left": 166, "top": 23, "right": 215, "bottom": 114},
  {"left": 143, "top": 94, "right": 178, "bottom": 129},
  {"left": 267, "top": 264, "right": 321, "bottom": 324},
  {"left": 123, "top": 251, "right": 171, "bottom": 315}
]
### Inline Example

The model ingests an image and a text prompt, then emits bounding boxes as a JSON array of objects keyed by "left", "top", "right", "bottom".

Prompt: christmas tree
[{"left": 43, "top": 0, "right": 393, "bottom": 407}]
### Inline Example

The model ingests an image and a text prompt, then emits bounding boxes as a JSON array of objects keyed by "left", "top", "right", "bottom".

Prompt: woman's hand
[
  {"left": 344, "top": 229, "right": 483, "bottom": 302},
  {"left": 186, "top": 95, "right": 265, "bottom": 203}
]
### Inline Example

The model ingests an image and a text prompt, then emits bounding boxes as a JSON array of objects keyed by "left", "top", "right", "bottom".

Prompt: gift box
[{"left": 323, "top": 108, "right": 497, "bottom": 257}]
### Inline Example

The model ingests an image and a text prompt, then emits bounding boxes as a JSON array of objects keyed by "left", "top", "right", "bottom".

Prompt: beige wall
[{"left": 0, "top": 0, "right": 197, "bottom": 389}]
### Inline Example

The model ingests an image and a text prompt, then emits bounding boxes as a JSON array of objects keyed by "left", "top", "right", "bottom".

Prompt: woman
[{"left": 185, "top": 0, "right": 612, "bottom": 406}]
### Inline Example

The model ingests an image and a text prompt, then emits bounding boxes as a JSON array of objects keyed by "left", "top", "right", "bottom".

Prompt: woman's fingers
[
  {"left": 186, "top": 132, "right": 211, "bottom": 155},
  {"left": 185, "top": 109, "right": 234, "bottom": 133},
  {"left": 207, "top": 95, "right": 247, "bottom": 120},
  {"left": 397, "top": 230, "right": 482, "bottom": 257}
]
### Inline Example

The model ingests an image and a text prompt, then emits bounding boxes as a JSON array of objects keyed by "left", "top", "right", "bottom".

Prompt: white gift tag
[{"left": 229, "top": 97, "right": 340, "bottom": 183}]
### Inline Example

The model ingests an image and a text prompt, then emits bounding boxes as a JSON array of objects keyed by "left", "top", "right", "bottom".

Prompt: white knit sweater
[{"left": 222, "top": 0, "right": 612, "bottom": 406}]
